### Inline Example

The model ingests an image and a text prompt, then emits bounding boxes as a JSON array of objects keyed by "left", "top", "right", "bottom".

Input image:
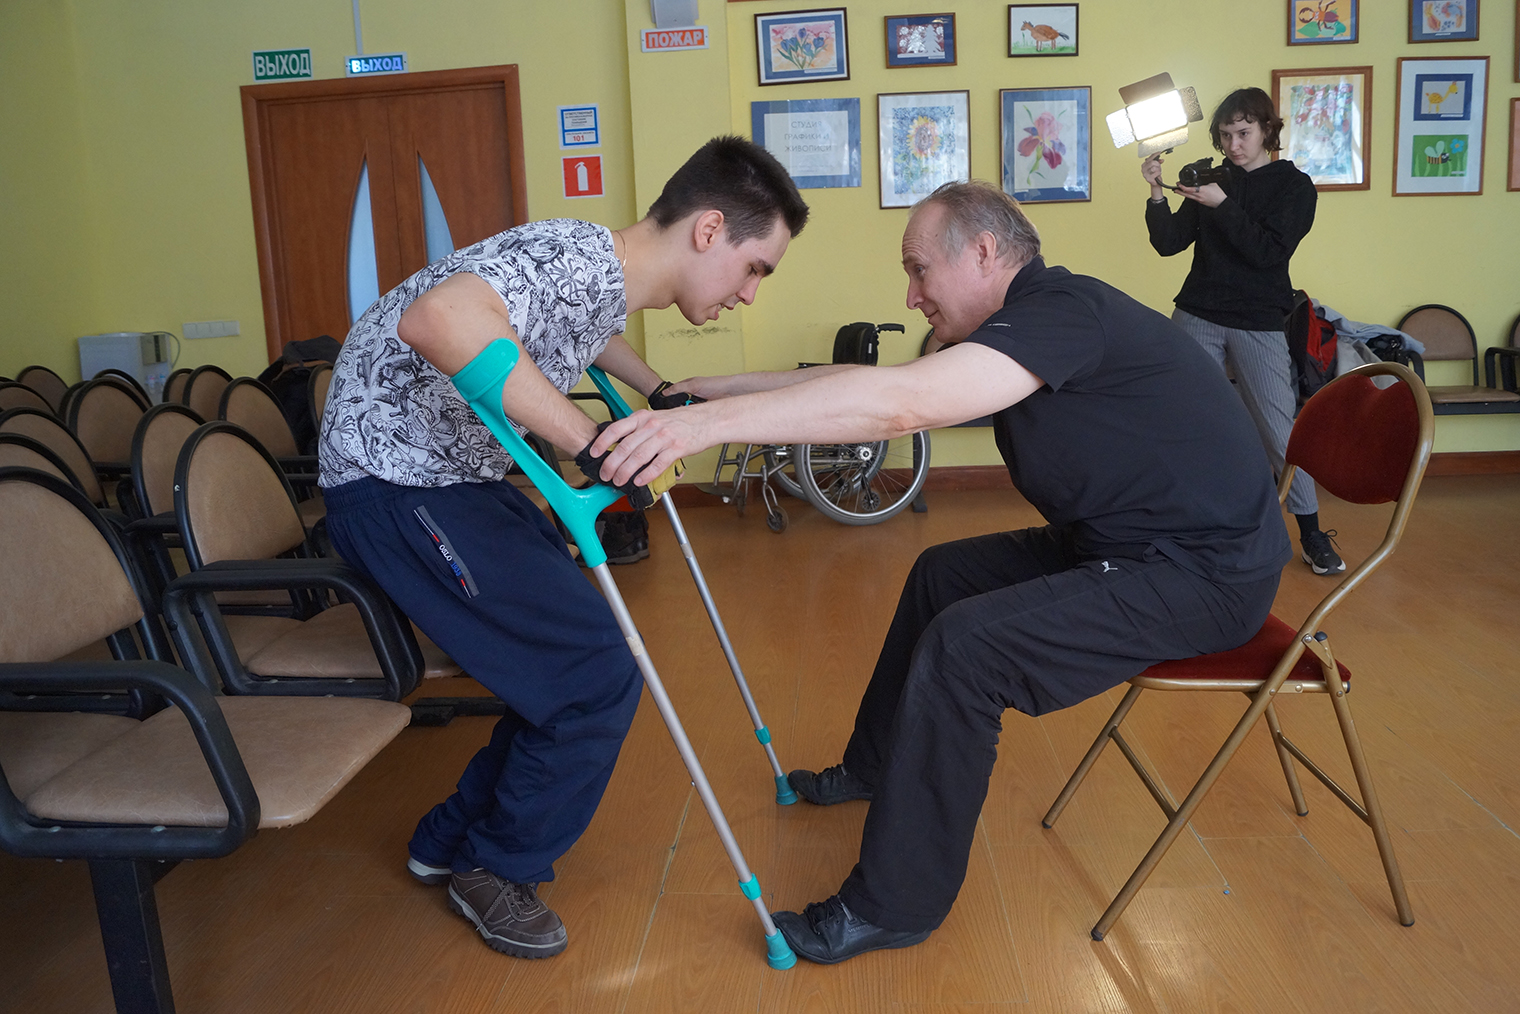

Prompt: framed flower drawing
[
  {"left": 1000, "top": 87, "right": 1091, "bottom": 203},
  {"left": 877, "top": 90, "right": 971, "bottom": 208},
  {"left": 1272, "top": 66, "right": 1372, "bottom": 190},
  {"left": 756, "top": 9, "right": 850, "bottom": 86}
]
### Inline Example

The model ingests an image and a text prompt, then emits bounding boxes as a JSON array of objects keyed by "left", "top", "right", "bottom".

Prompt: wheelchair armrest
[{"left": 0, "top": 659, "right": 259, "bottom": 861}]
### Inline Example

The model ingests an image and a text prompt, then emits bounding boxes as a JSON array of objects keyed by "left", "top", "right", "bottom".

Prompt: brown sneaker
[{"left": 447, "top": 868, "right": 567, "bottom": 958}]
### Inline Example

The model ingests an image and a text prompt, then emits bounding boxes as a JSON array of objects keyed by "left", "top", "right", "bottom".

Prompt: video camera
[{"left": 1175, "top": 157, "right": 1230, "bottom": 188}]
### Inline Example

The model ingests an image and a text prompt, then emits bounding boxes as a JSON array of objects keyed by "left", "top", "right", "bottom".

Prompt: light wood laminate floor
[{"left": 3, "top": 477, "right": 1518, "bottom": 1013}]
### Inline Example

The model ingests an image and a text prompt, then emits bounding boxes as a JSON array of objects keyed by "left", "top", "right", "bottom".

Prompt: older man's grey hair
[{"left": 916, "top": 180, "right": 1040, "bottom": 266}]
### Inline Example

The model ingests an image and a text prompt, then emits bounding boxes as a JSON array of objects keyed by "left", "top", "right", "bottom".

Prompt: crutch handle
[{"left": 452, "top": 339, "right": 624, "bottom": 567}]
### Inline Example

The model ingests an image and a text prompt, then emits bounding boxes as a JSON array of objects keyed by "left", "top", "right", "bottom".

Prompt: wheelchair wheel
[{"left": 791, "top": 430, "right": 930, "bottom": 525}]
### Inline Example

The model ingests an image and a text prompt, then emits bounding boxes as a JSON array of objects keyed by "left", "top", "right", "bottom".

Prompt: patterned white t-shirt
[{"left": 319, "top": 219, "right": 626, "bottom": 489}]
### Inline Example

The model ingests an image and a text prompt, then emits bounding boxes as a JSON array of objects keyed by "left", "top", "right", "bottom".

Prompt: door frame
[{"left": 241, "top": 65, "right": 529, "bottom": 361}]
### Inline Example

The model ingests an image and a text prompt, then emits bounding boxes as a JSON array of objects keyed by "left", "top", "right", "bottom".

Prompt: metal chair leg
[
  {"left": 1043, "top": 684, "right": 1145, "bottom": 828},
  {"left": 1328, "top": 689, "right": 1415, "bottom": 926},
  {"left": 1262, "top": 700, "right": 1309, "bottom": 816},
  {"left": 1092, "top": 684, "right": 1277, "bottom": 940},
  {"left": 89, "top": 858, "right": 176, "bottom": 1014}
]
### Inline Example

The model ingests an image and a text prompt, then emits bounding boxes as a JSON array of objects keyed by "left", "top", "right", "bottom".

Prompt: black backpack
[{"left": 256, "top": 335, "right": 341, "bottom": 454}]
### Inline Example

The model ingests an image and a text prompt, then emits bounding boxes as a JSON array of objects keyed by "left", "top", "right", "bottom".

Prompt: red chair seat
[{"left": 1139, "top": 614, "right": 1352, "bottom": 684}]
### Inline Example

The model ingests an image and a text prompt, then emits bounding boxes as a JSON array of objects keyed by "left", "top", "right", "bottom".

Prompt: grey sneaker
[
  {"left": 407, "top": 854, "right": 451, "bottom": 886},
  {"left": 448, "top": 869, "right": 567, "bottom": 958},
  {"left": 787, "top": 764, "right": 873, "bottom": 805},
  {"left": 1301, "top": 529, "right": 1346, "bottom": 576}
]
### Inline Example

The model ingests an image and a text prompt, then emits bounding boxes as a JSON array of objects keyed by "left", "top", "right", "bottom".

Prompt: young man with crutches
[{"left": 317, "top": 136, "right": 808, "bottom": 958}]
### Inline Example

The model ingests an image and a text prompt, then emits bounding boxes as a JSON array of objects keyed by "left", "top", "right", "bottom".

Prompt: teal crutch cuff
[
  {"left": 766, "top": 930, "right": 797, "bottom": 970},
  {"left": 585, "top": 365, "right": 635, "bottom": 420},
  {"left": 739, "top": 876, "right": 762, "bottom": 900},
  {"left": 774, "top": 774, "right": 798, "bottom": 806},
  {"left": 753, "top": 726, "right": 772, "bottom": 745},
  {"left": 451, "top": 339, "right": 624, "bottom": 567}
]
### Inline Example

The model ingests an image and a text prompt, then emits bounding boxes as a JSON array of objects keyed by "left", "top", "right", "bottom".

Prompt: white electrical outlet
[{"left": 183, "top": 320, "right": 241, "bottom": 339}]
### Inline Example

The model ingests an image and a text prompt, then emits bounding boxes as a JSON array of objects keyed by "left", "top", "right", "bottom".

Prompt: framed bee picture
[
  {"left": 1272, "top": 66, "right": 1372, "bottom": 190},
  {"left": 1289, "top": 0, "right": 1359, "bottom": 44},
  {"left": 1393, "top": 56, "right": 1489, "bottom": 195}
]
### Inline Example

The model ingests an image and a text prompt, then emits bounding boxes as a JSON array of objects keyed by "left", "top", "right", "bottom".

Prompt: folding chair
[
  {"left": 584, "top": 366, "right": 796, "bottom": 806},
  {"left": 1042, "top": 362, "right": 1433, "bottom": 940},
  {"left": 14, "top": 365, "right": 69, "bottom": 413},
  {"left": 453, "top": 340, "right": 796, "bottom": 970}
]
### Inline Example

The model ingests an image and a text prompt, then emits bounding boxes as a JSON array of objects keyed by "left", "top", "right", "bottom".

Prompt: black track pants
[{"left": 837, "top": 524, "right": 1278, "bottom": 932}]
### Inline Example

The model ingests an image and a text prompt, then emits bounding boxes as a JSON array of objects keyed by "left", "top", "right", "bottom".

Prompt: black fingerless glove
[
  {"left": 575, "top": 421, "right": 654, "bottom": 510},
  {"left": 647, "top": 381, "right": 707, "bottom": 410}
]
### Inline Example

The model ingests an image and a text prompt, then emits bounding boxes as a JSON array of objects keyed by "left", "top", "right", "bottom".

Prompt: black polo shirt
[{"left": 964, "top": 257, "right": 1290, "bottom": 584}]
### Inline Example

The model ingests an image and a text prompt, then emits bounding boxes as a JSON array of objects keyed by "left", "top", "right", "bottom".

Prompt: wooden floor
[{"left": 3, "top": 477, "right": 1519, "bottom": 1013}]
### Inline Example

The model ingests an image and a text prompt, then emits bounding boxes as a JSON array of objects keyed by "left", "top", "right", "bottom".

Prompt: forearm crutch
[
  {"left": 584, "top": 366, "right": 797, "bottom": 807},
  {"left": 452, "top": 341, "right": 796, "bottom": 971}
]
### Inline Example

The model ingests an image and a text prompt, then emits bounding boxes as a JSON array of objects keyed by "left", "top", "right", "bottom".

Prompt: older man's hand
[{"left": 590, "top": 407, "right": 706, "bottom": 489}]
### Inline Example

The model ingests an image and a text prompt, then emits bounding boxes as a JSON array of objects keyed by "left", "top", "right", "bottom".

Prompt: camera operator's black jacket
[{"left": 1145, "top": 158, "right": 1316, "bottom": 331}]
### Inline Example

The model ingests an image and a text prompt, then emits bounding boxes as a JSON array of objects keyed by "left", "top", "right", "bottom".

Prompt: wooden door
[{"left": 242, "top": 66, "right": 528, "bottom": 361}]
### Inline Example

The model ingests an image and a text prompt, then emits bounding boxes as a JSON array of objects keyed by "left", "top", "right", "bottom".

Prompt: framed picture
[
  {"left": 1394, "top": 56, "right": 1489, "bottom": 195},
  {"left": 755, "top": 9, "right": 849, "bottom": 86},
  {"left": 751, "top": 98, "right": 862, "bottom": 189},
  {"left": 885, "top": 14, "right": 957, "bottom": 68},
  {"left": 1409, "top": 0, "right": 1479, "bottom": 41},
  {"left": 877, "top": 90, "right": 971, "bottom": 208},
  {"left": 1288, "top": 0, "right": 1359, "bottom": 44},
  {"left": 1509, "top": 98, "right": 1520, "bottom": 191},
  {"left": 1272, "top": 66, "right": 1372, "bottom": 190},
  {"left": 1008, "top": 5, "right": 1078, "bottom": 57},
  {"left": 999, "top": 87, "right": 1091, "bottom": 203}
]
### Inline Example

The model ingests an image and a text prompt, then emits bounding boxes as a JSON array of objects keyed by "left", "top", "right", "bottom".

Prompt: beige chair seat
[
  {"left": 1428, "top": 384, "right": 1520, "bottom": 404},
  {"left": 0, "top": 712, "right": 140, "bottom": 799},
  {"left": 22, "top": 696, "right": 410, "bottom": 828},
  {"left": 297, "top": 492, "right": 326, "bottom": 527},
  {"left": 242, "top": 602, "right": 460, "bottom": 679}
]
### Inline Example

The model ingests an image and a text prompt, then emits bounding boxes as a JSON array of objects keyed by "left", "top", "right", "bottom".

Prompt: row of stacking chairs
[
  {"left": 1, "top": 354, "right": 461, "bottom": 1012},
  {"left": 1396, "top": 305, "right": 1520, "bottom": 415},
  {"left": 0, "top": 466, "right": 414, "bottom": 1014}
]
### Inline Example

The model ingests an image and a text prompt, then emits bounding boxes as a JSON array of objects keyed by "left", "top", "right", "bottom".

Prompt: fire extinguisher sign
[{"left": 562, "top": 155, "right": 605, "bottom": 199}]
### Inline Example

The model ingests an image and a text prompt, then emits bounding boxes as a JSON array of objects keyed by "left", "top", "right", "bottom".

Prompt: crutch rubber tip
[
  {"left": 1090, "top": 927, "right": 1105, "bottom": 942},
  {"left": 766, "top": 931, "right": 797, "bottom": 969},
  {"left": 774, "top": 775, "right": 798, "bottom": 806}
]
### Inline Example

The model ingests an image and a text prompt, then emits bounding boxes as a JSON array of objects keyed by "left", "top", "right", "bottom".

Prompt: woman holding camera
[{"left": 1142, "top": 86, "right": 1340, "bottom": 575}]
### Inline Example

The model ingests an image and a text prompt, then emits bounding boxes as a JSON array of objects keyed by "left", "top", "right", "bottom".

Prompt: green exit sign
[{"left": 252, "top": 48, "right": 313, "bottom": 82}]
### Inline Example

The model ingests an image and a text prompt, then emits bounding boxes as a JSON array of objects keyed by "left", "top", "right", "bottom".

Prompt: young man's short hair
[
  {"left": 648, "top": 135, "right": 810, "bottom": 243},
  {"left": 1210, "top": 87, "right": 1285, "bottom": 153},
  {"left": 918, "top": 180, "right": 1041, "bottom": 266}
]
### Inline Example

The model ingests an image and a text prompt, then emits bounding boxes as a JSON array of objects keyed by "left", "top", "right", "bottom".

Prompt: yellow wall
[{"left": 2, "top": 0, "right": 1516, "bottom": 455}]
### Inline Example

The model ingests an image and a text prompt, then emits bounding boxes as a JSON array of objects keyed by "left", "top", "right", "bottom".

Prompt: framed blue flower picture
[
  {"left": 1000, "top": 87, "right": 1091, "bottom": 203},
  {"left": 756, "top": 9, "right": 850, "bottom": 86}
]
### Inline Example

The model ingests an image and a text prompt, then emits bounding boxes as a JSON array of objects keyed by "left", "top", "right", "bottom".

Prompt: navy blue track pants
[
  {"left": 324, "top": 476, "right": 642, "bottom": 884},
  {"left": 837, "top": 524, "right": 1279, "bottom": 932}
]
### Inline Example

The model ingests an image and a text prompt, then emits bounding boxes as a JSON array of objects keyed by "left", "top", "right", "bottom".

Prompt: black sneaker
[
  {"left": 600, "top": 512, "right": 649, "bottom": 565},
  {"left": 1301, "top": 529, "right": 1346, "bottom": 576},
  {"left": 448, "top": 869, "right": 567, "bottom": 958},
  {"left": 771, "top": 895, "right": 930, "bottom": 965},
  {"left": 787, "top": 764, "right": 873, "bottom": 805}
]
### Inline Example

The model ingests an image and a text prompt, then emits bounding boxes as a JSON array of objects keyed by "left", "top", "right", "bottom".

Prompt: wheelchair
[{"left": 706, "top": 322, "right": 931, "bottom": 533}]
